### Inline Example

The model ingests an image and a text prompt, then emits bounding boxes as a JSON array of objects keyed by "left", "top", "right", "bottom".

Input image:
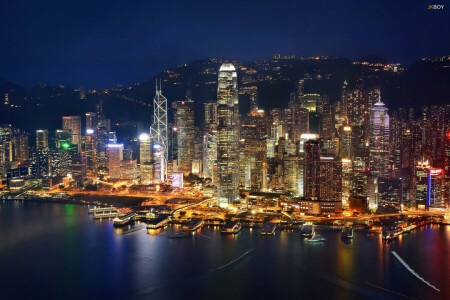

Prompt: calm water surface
[{"left": 0, "top": 201, "right": 448, "bottom": 299}]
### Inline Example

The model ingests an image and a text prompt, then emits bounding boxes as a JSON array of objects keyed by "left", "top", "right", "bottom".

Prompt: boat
[
  {"left": 182, "top": 218, "right": 204, "bottom": 231},
  {"left": 382, "top": 227, "right": 403, "bottom": 240},
  {"left": 305, "top": 232, "right": 326, "bottom": 243},
  {"left": 261, "top": 222, "right": 277, "bottom": 235},
  {"left": 221, "top": 221, "right": 242, "bottom": 234},
  {"left": 341, "top": 225, "right": 353, "bottom": 239},
  {"left": 300, "top": 223, "right": 315, "bottom": 237},
  {"left": 113, "top": 213, "right": 136, "bottom": 227}
]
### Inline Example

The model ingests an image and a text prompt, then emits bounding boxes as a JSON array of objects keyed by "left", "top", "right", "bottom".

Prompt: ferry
[
  {"left": 305, "top": 232, "right": 326, "bottom": 243},
  {"left": 261, "top": 222, "right": 277, "bottom": 235},
  {"left": 147, "top": 216, "right": 170, "bottom": 229},
  {"left": 113, "top": 213, "right": 136, "bottom": 227},
  {"left": 89, "top": 207, "right": 116, "bottom": 214},
  {"left": 221, "top": 221, "right": 242, "bottom": 234},
  {"left": 341, "top": 225, "right": 353, "bottom": 239},
  {"left": 182, "top": 218, "right": 204, "bottom": 231},
  {"left": 382, "top": 227, "right": 403, "bottom": 240},
  {"left": 300, "top": 223, "right": 315, "bottom": 237}
]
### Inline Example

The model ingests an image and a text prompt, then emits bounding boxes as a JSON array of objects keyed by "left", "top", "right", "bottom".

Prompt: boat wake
[
  {"left": 212, "top": 247, "right": 255, "bottom": 272},
  {"left": 134, "top": 247, "right": 255, "bottom": 297},
  {"left": 391, "top": 251, "right": 440, "bottom": 292}
]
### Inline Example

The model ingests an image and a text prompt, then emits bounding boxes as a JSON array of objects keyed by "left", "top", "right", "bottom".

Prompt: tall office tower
[
  {"left": 339, "top": 125, "right": 352, "bottom": 159},
  {"left": 36, "top": 129, "right": 49, "bottom": 149},
  {"left": 84, "top": 129, "right": 97, "bottom": 174},
  {"left": 298, "top": 134, "right": 319, "bottom": 197},
  {"left": 369, "top": 97, "right": 390, "bottom": 177},
  {"left": 291, "top": 105, "right": 309, "bottom": 142},
  {"left": 414, "top": 161, "right": 429, "bottom": 209},
  {"left": 107, "top": 144, "right": 123, "bottom": 178},
  {"left": 321, "top": 105, "right": 335, "bottom": 140},
  {"left": 427, "top": 168, "right": 445, "bottom": 209},
  {"left": 139, "top": 133, "right": 153, "bottom": 183},
  {"left": 71, "top": 156, "right": 87, "bottom": 183},
  {"left": 340, "top": 80, "right": 349, "bottom": 123},
  {"left": 341, "top": 158, "right": 352, "bottom": 206},
  {"left": 319, "top": 157, "right": 343, "bottom": 202},
  {"left": 296, "top": 79, "right": 305, "bottom": 104},
  {"left": 85, "top": 112, "right": 96, "bottom": 130},
  {"left": 95, "top": 100, "right": 110, "bottom": 175},
  {"left": 217, "top": 63, "right": 240, "bottom": 206},
  {"left": 304, "top": 139, "right": 321, "bottom": 200},
  {"left": 239, "top": 138, "right": 266, "bottom": 191},
  {"left": 12, "top": 133, "right": 29, "bottom": 163},
  {"left": 174, "top": 99, "right": 195, "bottom": 173},
  {"left": 55, "top": 129, "right": 72, "bottom": 149},
  {"left": 282, "top": 107, "right": 295, "bottom": 139},
  {"left": 62, "top": 116, "right": 81, "bottom": 152},
  {"left": 284, "top": 155, "right": 300, "bottom": 195},
  {"left": 204, "top": 102, "right": 218, "bottom": 131},
  {"left": 150, "top": 81, "right": 168, "bottom": 182},
  {"left": 203, "top": 131, "right": 217, "bottom": 182}
]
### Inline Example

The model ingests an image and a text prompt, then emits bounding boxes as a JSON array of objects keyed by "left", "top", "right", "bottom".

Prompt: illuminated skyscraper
[
  {"left": 55, "top": 129, "right": 72, "bottom": 149},
  {"left": 62, "top": 116, "right": 81, "bottom": 152},
  {"left": 174, "top": 99, "right": 194, "bottom": 173},
  {"left": 36, "top": 129, "right": 49, "bottom": 149},
  {"left": 84, "top": 129, "right": 97, "bottom": 174},
  {"left": 85, "top": 112, "right": 96, "bottom": 130},
  {"left": 204, "top": 102, "right": 218, "bottom": 131},
  {"left": 369, "top": 97, "right": 390, "bottom": 177},
  {"left": 150, "top": 80, "right": 168, "bottom": 182},
  {"left": 217, "top": 63, "right": 240, "bottom": 206},
  {"left": 107, "top": 144, "right": 123, "bottom": 178},
  {"left": 139, "top": 133, "right": 153, "bottom": 183}
]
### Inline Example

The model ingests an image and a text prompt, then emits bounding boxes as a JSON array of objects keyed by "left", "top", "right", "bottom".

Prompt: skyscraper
[
  {"left": 217, "top": 63, "right": 240, "bottom": 206},
  {"left": 62, "top": 116, "right": 82, "bottom": 152},
  {"left": 174, "top": 99, "right": 194, "bottom": 174},
  {"left": 150, "top": 80, "right": 168, "bottom": 182},
  {"left": 36, "top": 129, "right": 49, "bottom": 149},
  {"left": 369, "top": 97, "right": 390, "bottom": 177},
  {"left": 107, "top": 144, "right": 123, "bottom": 178},
  {"left": 139, "top": 133, "right": 153, "bottom": 183},
  {"left": 204, "top": 102, "right": 218, "bottom": 131}
]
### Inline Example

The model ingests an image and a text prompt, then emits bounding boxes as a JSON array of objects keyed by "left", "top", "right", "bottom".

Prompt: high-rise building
[
  {"left": 84, "top": 129, "right": 97, "bottom": 174},
  {"left": 85, "top": 112, "right": 96, "bottom": 130},
  {"left": 369, "top": 98, "right": 390, "bottom": 177},
  {"left": 204, "top": 102, "right": 218, "bottom": 131},
  {"left": 150, "top": 81, "right": 168, "bottom": 182},
  {"left": 319, "top": 156, "right": 342, "bottom": 202},
  {"left": 36, "top": 129, "right": 49, "bottom": 149},
  {"left": 299, "top": 134, "right": 319, "bottom": 197},
  {"left": 139, "top": 133, "right": 153, "bottom": 183},
  {"left": 62, "top": 116, "right": 81, "bottom": 152},
  {"left": 174, "top": 99, "right": 195, "bottom": 173},
  {"left": 55, "top": 129, "right": 72, "bottom": 149},
  {"left": 107, "top": 144, "right": 123, "bottom": 178},
  {"left": 217, "top": 63, "right": 240, "bottom": 206},
  {"left": 304, "top": 139, "right": 321, "bottom": 200},
  {"left": 203, "top": 131, "right": 217, "bottom": 183},
  {"left": 71, "top": 156, "right": 87, "bottom": 183}
]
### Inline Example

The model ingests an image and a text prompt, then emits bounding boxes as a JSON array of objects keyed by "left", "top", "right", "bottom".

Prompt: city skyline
[{"left": 1, "top": 2, "right": 449, "bottom": 299}]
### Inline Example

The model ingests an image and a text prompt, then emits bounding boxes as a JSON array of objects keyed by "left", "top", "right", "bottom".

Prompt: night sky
[{"left": 1, "top": 0, "right": 448, "bottom": 88}]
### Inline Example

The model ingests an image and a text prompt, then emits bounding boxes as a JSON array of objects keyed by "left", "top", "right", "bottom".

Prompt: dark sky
[{"left": 0, "top": 0, "right": 448, "bottom": 88}]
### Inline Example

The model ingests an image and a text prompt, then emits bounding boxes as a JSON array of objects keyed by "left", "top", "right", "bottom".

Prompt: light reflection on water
[{"left": 0, "top": 201, "right": 448, "bottom": 300}]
